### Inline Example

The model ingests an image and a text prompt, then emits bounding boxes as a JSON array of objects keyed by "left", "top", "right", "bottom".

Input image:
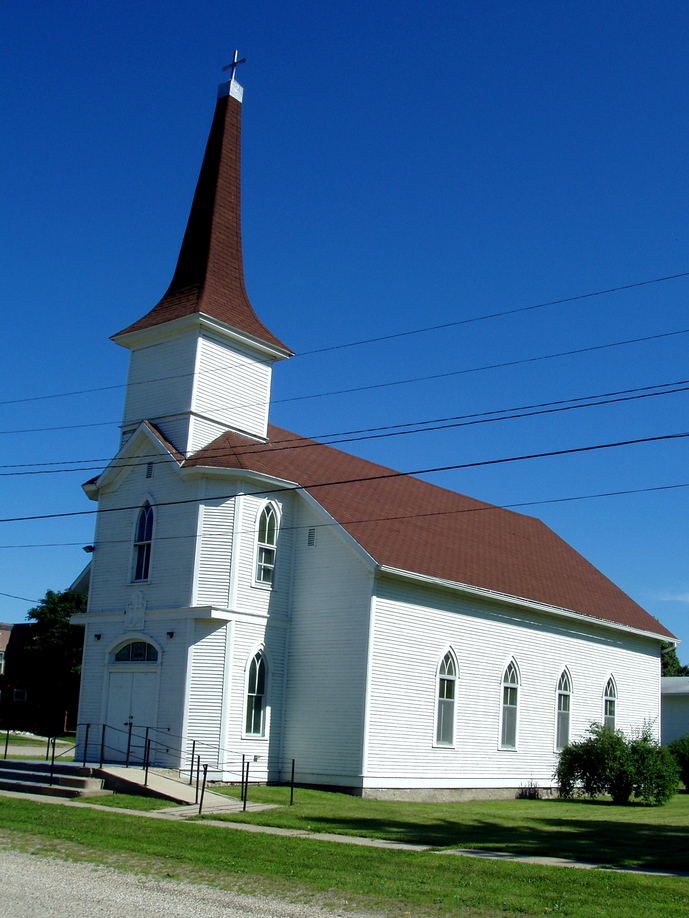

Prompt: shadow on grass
[{"left": 301, "top": 803, "right": 689, "bottom": 871}]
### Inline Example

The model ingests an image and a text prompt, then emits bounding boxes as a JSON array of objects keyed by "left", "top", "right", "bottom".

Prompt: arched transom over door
[{"left": 104, "top": 639, "right": 160, "bottom": 763}]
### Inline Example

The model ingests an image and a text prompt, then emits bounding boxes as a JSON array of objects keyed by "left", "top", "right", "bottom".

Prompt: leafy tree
[
  {"left": 24, "top": 590, "right": 86, "bottom": 732},
  {"left": 660, "top": 642, "right": 689, "bottom": 676},
  {"left": 555, "top": 722, "right": 678, "bottom": 806},
  {"left": 668, "top": 734, "right": 689, "bottom": 788}
]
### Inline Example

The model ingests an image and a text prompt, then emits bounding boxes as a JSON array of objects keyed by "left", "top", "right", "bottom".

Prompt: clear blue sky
[{"left": 1, "top": 2, "right": 687, "bottom": 658}]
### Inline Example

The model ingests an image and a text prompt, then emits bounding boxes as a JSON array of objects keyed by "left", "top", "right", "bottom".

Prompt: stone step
[
  {"left": 0, "top": 777, "right": 111, "bottom": 799},
  {"left": 0, "top": 759, "right": 93, "bottom": 778}
]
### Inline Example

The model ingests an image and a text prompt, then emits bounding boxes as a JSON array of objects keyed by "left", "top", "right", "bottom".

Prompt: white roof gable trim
[
  {"left": 83, "top": 422, "right": 182, "bottom": 500},
  {"left": 378, "top": 564, "right": 669, "bottom": 644}
]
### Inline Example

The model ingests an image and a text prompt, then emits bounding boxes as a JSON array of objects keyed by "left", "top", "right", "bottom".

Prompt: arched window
[
  {"left": 604, "top": 677, "right": 617, "bottom": 732},
  {"left": 501, "top": 661, "right": 519, "bottom": 748},
  {"left": 113, "top": 641, "right": 158, "bottom": 663},
  {"left": 245, "top": 652, "right": 267, "bottom": 735},
  {"left": 436, "top": 652, "right": 457, "bottom": 746},
  {"left": 133, "top": 502, "right": 154, "bottom": 581},
  {"left": 255, "top": 504, "right": 278, "bottom": 586},
  {"left": 556, "top": 670, "right": 572, "bottom": 750}
]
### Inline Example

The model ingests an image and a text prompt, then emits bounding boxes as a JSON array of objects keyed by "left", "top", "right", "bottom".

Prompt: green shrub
[
  {"left": 555, "top": 723, "right": 678, "bottom": 806},
  {"left": 668, "top": 734, "right": 689, "bottom": 788}
]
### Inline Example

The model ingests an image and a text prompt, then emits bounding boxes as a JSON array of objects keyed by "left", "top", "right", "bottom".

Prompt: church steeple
[
  {"left": 114, "top": 70, "right": 291, "bottom": 455},
  {"left": 114, "top": 75, "right": 290, "bottom": 355}
]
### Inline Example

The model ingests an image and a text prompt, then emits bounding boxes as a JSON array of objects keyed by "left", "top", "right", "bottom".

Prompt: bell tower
[{"left": 112, "top": 63, "right": 292, "bottom": 455}]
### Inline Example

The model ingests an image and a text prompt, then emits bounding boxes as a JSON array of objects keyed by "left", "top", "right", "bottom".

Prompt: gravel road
[{"left": 0, "top": 848, "right": 378, "bottom": 918}]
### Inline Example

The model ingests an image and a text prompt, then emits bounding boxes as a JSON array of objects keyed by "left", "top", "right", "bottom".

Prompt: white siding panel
[
  {"left": 282, "top": 501, "right": 373, "bottom": 783},
  {"left": 365, "top": 577, "right": 662, "bottom": 788},
  {"left": 89, "top": 444, "right": 198, "bottom": 614},
  {"left": 196, "top": 500, "right": 234, "bottom": 608},
  {"left": 234, "top": 492, "right": 293, "bottom": 618},
  {"left": 186, "top": 621, "right": 227, "bottom": 768},
  {"left": 193, "top": 335, "right": 271, "bottom": 440},
  {"left": 123, "top": 337, "right": 197, "bottom": 429},
  {"left": 662, "top": 696, "right": 689, "bottom": 745}
]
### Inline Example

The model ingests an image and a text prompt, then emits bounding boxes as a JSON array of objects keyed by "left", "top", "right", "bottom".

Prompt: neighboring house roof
[
  {"left": 186, "top": 424, "right": 673, "bottom": 639},
  {"left": 661, "top": 677, "right": 689, "bottom": 695},
  {"left": 0, "top": 624, "right": 12, "bottom": 654},
  {"left": 113, "top": 88, "right": 291, "bottom": 354}
]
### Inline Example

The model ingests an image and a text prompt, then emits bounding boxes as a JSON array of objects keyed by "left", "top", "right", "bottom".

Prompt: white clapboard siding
[
  {"left": 661, "top": 695, "right": 689, "bottom": 745},
  {"left": 364, "top": 576, "right": 661, "bottom": 787},
  {"left": 89, "top": 447, "right": 198, "bottom": 614},
  {"left": 233, "top": 492, "right": 294, "bottom": 618},
  {"left": 186, "top": 621, "right": 228, "bottom": 768},
  {"left": 282, "top": 501, "right": 374, "bottom": 782},
  {"left": 122, "top": 336, "right": 197, "bottom": 430},
  {"left": 193, "top": 335, "right": 272, "bottom": 440},
  {"left": 224, "top": 618, "right": 288, "bottom": 782},
  {"left": 195, "top": 500, "right": 235, "bottom": 608}
]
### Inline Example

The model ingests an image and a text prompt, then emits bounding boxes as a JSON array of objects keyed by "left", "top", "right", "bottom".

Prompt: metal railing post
[
  {"left": 198, "top": 763, "right": 208, "bottom": 815},
  {"left": 241, "top": 754, "right": 245, "bottom": 802},
  {"left": 189, "top": 740, "right": 196, "bottom": 785},
  {"left": 45, "top": 735, "right": 51, "bottom": 761},
  {"left": 49, "top": 738, "right": 57, "bottom": 786},
  {"left": 290, "top": 758, "right": 295, "bottom": 806},
  {"left": 194, "top": 755, "right": 201, "bottom": 805},
  {"left": 143, "top": 726, "right": 150, "bottom": 767},
  {"left": 100, "top": 724, "right": 106, "bottom": 767},
  {"left": 82, "top": 724, "right": 90, "bottom": 768},
  {"left": 125, "top": 722, "right": 133, "bottom": 767},
  {"left": 144, "top": 738, "right": 151, "bottom": 787},
  {"left": 3, "top": 729, "right": 9, "bottom": 760},
  {"left": 243, "top": 760, "right": 250, "bottom": 811}
]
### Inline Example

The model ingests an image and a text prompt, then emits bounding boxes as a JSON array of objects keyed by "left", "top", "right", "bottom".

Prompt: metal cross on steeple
[{"left": 222, "top": 50, "right": 246, "bottom": 82}]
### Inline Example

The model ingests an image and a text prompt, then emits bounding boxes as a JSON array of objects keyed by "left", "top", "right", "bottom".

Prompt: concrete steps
[{"left": 0, "top": 759, "right": 111, "bottom": 799}]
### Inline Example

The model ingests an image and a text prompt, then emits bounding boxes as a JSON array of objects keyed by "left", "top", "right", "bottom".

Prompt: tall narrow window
[
  {"left": 256, "top": 504, "right": 277, "bottom": 585},
  {"left": 604, "top": 677, "right": 616, "bottom": 732},
  {"left": 436, "top": 652, "right": 457, "bottom": 745},
  {"left": 556, "top": 670, "right": 571, "bottom": 750},
  {"left": 501, "top": 661, "right": 519, "bottom": 748},
  {"left": 133, "top": 502, "right": 154, "bottom": 581},
  {"left": 246, "top": 652, "right": 266, "bottom": 735}
]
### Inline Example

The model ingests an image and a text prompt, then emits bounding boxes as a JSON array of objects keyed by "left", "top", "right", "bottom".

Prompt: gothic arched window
[
  {"left": 255, "top": 504, "right": 278, "bottom": 586},
  {"left": 133, "top": 502, "right": 154, "bottom": 581},
  {"left": 501, "top": 661, "right": 519, "bottom": 749},
  {"left": 245, "top": 651, "right": 267, "bottom": 736},
  {"left": 604, "top": 677, "right": 617, "bottom": 732},
  {"left": 436, "top": 652, "right": 457, "bottom": 746},
  {"left": 556, "top": 670, "right": 572, "bottom": 750}
]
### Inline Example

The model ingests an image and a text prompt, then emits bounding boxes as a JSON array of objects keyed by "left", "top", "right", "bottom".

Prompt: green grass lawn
[
  {"left": 0, "top": 796, "right": 688, "bottom": 918},
  {"left": 206, "top": 785, "right": 689, "bottom": 872}
]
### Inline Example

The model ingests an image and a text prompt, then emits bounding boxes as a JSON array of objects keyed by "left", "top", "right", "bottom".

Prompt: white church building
[{"left": 72, "top": 73, "right": 675, "bottom": 798}]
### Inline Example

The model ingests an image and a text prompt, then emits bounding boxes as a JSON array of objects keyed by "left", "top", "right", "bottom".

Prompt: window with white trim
[
  {"left": 245, "top": 652, "right": 267, "bottom": 736},
  {"left": 604, "top": 677, "right": 616, "bottom": 732},
  {"left": 556, "top": 670, "right": 571, "bottom": 750},
  {"left": 436, "top": 652, "right": 457, "bottom": 745},
  {"left": 501, "top": 661, "right": 519, "bottom": 748},
  {"left": 113, "top": 641, "right": 159, "bottom": 663},
  {"left": 255, "top": 504, "right": 277, "bottom": 586},
  {"left": 133, "top": 502, "right": 154, "bottom": 581}
]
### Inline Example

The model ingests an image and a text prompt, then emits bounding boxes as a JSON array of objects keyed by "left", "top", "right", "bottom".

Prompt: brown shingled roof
[
  {"left": 114, "top": 90, "right": 290, "bottom": 353},
  {"left": 187, "top": 424, "right": 673, "bottom": 639}
]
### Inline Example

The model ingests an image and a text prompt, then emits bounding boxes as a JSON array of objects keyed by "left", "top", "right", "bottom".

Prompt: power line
[
  {"left": 300, "top": 270, "right": 689, "bottom": 355},
  {"left": 2, "top": 326, "right": 687, "bottom": 438},
  {"left": 1, "top": 481, "right": 687, "bottom": 551},
  {"left": 2, "top": 269, "right": 688, "bottom": 408},
  {"left": 1, "top": 378, "right": 686, "bottom": 476},
  {"left": 1, "top": 429, "right": 687, "bottom": 525}
]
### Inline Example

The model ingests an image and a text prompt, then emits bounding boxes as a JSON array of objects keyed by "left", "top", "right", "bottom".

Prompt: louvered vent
[
  {"left": 307, "top": 528, "right": 316, "bottom": 547},
  {"left": 146, "top": 462, "right": 154, "bottom": 479}
]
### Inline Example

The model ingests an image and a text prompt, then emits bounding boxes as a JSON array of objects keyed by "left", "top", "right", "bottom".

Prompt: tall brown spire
[{"left": 114, "top": 81, "right": 290, "bottom": 353}]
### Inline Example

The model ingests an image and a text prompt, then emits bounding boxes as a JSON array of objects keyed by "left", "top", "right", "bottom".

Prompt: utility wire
[
  {"left": 1, "top": 269, "right": 688, "bottom": 408},
  {"left": 2, "top": 326, "right": 687, "bottom": 438},
  {"left": 1, "top": 482, "right": 687, "bottom": 552},
  {"left": 1, "top": 379, "right": 686, "bottom": 476},
  {"left": 1, "top": 429, "right": 687, "bottom": 525}
]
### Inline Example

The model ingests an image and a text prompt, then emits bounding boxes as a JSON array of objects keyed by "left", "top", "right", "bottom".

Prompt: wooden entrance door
[{"left": 104, "top": 669, "right": 159, "bottom": 763}]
